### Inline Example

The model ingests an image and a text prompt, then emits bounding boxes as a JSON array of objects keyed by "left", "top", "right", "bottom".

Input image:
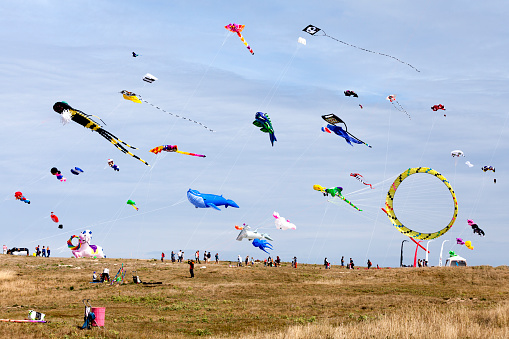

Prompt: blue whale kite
[{"left": 187, "top": 189, "right": 239, "bottom": 211}]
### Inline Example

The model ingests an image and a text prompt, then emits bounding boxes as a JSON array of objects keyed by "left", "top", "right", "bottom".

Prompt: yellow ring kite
[{"left": 385, "top": 167, "right": 458, "bottom": 240}]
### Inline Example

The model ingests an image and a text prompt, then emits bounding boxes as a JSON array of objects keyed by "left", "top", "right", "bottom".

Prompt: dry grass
[{"left": 0, "top": 256, "right": 507, "bottom": 338}]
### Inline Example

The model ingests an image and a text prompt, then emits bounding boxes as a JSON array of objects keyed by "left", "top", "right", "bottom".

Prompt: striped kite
[
  {"left": 313, "top": 185, "right": 362, "bottom": 211},
  {"left": 149, "top": 145, "right": 206, "bottom": 158}
]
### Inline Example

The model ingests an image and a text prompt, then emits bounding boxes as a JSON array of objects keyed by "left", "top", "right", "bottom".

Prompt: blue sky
[{"left": 1, "top": 1, "right": 508, "bottom": 266}]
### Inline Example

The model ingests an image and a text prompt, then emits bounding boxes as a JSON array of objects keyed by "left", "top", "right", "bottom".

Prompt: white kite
[
  {"left": 273, "top": 212, "right": 296, "bottom": 230},
  {"left": 235, "top": 224, "right": 273, "bottom": 241}
]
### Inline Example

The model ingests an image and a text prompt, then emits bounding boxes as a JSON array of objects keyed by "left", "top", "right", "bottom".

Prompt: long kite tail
[
  {"left": 237, "top": 32, "right": 254, "bottom": 55},
  {"left": 98, "top": 130, "right": 150, "bottom": 166},
  {"left": 391, "top": 100, "right": 411, "bottom": 119},
  {"left": 340, "top": 195, "right": 362, "bottom": 211},
  {"left": 321, "top": 32, "right": 419, "bottom": 72},
  {"left": 176, "top": 150, "right": 206, "bottom": 158}
]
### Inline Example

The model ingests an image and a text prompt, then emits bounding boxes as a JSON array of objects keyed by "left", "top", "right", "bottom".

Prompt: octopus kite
[
  {"left": 50, "top": 167, "right": 66, "bottom": 182},
  {"left": 252, "top": 239, "right": 273, "bottom": 254},
  {"left": 313, "top": 185, "right": 362, "bottom": 211},
  {"left": 302, "top": 24, "right": 419, "bottom": 72},
  {"left": 350, "top": 173, "right": 374, "bottom": 189},
  {"left": 53, "top": 102, "right": 149, "bottom": 166},
  {"left": 321, "top": 114, "right": 371, "bottom": 148},
  {"left": 253, "top": 112, "right": 277, "bottom": 146},
  {"left": 225, "top": 23, "right": 254, "bottom": 55},
  {"left": 387, "top": 95, "right": 411, "bottom": 119},
  {"left": 14, "top": 191, "right": 30, "bottom": 204},
  {"left": 149, "top": 145, "right": 206, "bottom": 158}
]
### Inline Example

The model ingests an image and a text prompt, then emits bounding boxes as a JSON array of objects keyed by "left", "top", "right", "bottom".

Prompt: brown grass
[{"left": 0, "top": 256, "right": 507, "bottom": 338}]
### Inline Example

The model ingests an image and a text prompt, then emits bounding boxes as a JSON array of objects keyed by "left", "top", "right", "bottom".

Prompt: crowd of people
[
  {"left": 35, "top": 245, "right": 50, "bottom": 257},
  {"left": 159, "top": 250, "right": 220, "bottom": 265}
]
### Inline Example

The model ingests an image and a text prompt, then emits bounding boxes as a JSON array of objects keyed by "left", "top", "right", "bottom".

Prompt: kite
[
  {"left": 344, "top": 90, "right": 358, "bottom": 98},
  {"left": 127, "top": 200, "right": 138, "bottom": 211},
  {"left": 482, "top": 166, "right": 495, "bottom": 172},
  {"left": 449, "top": 250, "right": 456, "bottom": 257},
  {"left": 350, "top": 173, "right": 374, "bottom": 189},
  {"left": 225, "top": 23, "right": 254, "bottom": 55},
  {"left": 53, "top": 102, "right": 149, "bottom": 166},
  {"left": 253, "top": 112, "right": 277, "bottom": 146},
  {"left": 451, "top": 150, "right": 464, "bottom": 157},
  {"left": 68, "top": 230, "right": 105, "bottom": 258},
  {"left": 386, "top": 95, "right": 411, "bottom": 119},
  {"left": 235, "top": 224, "right": 273, "bottom": 241},
  {"left": 302, "top": 24, "right": 419, "bottom": 72},
  {"left": 467, "top": 219, "right": 485, "bottom": 237},
  {"left": 313, "top": 185, "right": 362, "bottom": 211},
  {"left": 120, "top": 90, "right": 215, "bottom": 132},
  {"left": 384, "top": 167, "right": 458, "bottom": 240},
  {"left": 142, "top": 73, "right": 157, "bottom": 83},
  {"left": 432, "top": 104, "right": 446, "bottom": 111},
  {"left": 149, "top": 145, "right": 206, "bottom": 158},
  {"left": 50, "top": 167, "right": 66, "bottom": 182},
  {"left": 465, "top": 240, "right": 474, "bottom": 250},
  {"left": 70, "top": 167, "right": 83, "bottom": 175},
  {"left": 50, "top": 212, "right": 59, "bottom": 223},
  {"left": 14, "top": 191, "right": 30, "bottom": 204},
  {"left": 273, "top": 212, "right": 296, "bottom": 230},
  {"left": 297, "top": 37, "right": 306, "bottom": 45},
  {"left": 456, "top": 238, "right": 465, "bottom": 245},
  {"left": 107, "top": 159, "right": 119, "bottom": 171},
  {"left": 321, "top": 114, "right": 372, "bottom": 148},
  {"left": 120, "top": 90, "right": 142, "bottom": 104},
  {"left": 465, "top": 161, "right": 474, "bottom": 168},
  {"left": 252, "top": 239, "right": 273, "bottom": 254},
  {"left": 132, "top": 52, "right": 139, "bottom": 57},
  {"left": 359, "top": 104, "right": 363, "bottom": 109},
  {"left": 187, "top": 189, "right": 239, "bottom": 210}
]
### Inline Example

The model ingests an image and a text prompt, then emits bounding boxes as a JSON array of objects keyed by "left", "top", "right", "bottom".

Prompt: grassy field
[{"left": 0, "top": 255, "right": 507, "bottom": 338}]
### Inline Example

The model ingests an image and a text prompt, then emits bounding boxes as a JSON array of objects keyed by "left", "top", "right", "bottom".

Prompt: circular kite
[{"left": 384, "top": 167, "right": 458, "bottom": 240}]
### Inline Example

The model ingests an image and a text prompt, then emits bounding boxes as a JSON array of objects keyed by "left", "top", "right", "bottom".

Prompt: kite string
[{"left": 319, "top": 31, "right": 420, "bottom": 72}]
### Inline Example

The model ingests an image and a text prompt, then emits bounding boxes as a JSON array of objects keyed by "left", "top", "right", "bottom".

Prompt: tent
[{"left": 445, "top": 255, "right": 467, "bottom": 267}]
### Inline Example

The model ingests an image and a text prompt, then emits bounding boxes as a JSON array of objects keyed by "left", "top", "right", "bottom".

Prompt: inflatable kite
[
  {"left": 344, "top": 90, "right": 358, "bottom": 98},
  {"left": 314, "top": 185, "right": 362, "bottom": 211},
  {"left": 449, "top": 250, "right": 456, "bottom": 257},
  {"left": 50, "top": 212, "right": 59, "bottom": 223},
  {"left": 253, "top": 112, "right": 277, "bottom": 146},
  {"left": 432, "top": 104, "right": 446, "bottom": 112},
  {"left": 302, "top": 24, "right": 419, "bottom": 72},
  {"left": 120, "top": 90, "right": 142, "bottom": 104},
  {"left": 236, "top": 224, "right": 273, "bottom": 241},
  {"left": 384, "top": 167, "right": 458, "bottom": 240},
  {"left": 67, "top": 230, "right": 105, "bottom": 258},
  {"left": 50, "top": 167, "right": 66, "bottom": 182},
  {"left": 467, "top": 219, "right": 485, "bottom": 236},
  {"left": 321, "top": 114, "right": 372, "bottom": 148},
  {"left": 451, "top": 150, "right": 464, "bottom": 157},
  {"left": 14, "top": 191, "right": 30, "bottom": 204},
  {"left": 465, "top": 240, "right": 474, "bottom": 250},
  {"left": 119, "top": 91, "right": 215, "bottom": 132},
  {"left": 252, "top": 239, "right": 273, "bottom": 254},
  {"left": 53, "top": 102, "right": 149, "bottom": 166},
  {"left": 225, "top": 23, "right": 254, "bottom": 55},
  {"left": 297, "top": 37, "right": 306, "bottom": 45},
  {"left": 107, "top": 159, "right": 119, "bottom": 171},
  {"left": 187, "top": 189, "right": 239, "bottom": 211},
  {"left": 482, "top": 166, "right": 495, "bottom": 172},
  {"left": 465, "top": 161, "right": 474, "bottom": 168},
  {"left": 127, "top": 199, "right": 138, "bottom": 211},
  {"left": 142, "top": 73, "right": 157, "bottom": 83},
  {"left": 273, "top": 212, "right": 296, "bottom": 230},
  {"left": 70, "top": 167, "right": 83, "bottom": 175},
  {"left": 456, "top": 238, "right": 465, "bottom": 245},
  {"left": 386, "top": 95, "right": 410, "bottom": 119},
  {"left": 149, "top": 145, "right": 206, "bottom": 157},
  {"left": 350, "top": 173, "right": 374, "bottom": 189},
  {"left": 132, "top": 52, "right": 139, "bottom": 57}
]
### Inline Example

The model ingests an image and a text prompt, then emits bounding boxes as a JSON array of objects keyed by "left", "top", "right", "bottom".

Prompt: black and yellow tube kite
[
  {"left": 53, "top": 102, "right": 149, "bottom": 166},
  {"left": 384, "top": 167, "right": 457, "bottom": 240}
]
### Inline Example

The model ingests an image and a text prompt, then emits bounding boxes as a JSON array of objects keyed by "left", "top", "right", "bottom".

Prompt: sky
[{"left": 1, "top": 1, "right": 508, "bottom": 266}]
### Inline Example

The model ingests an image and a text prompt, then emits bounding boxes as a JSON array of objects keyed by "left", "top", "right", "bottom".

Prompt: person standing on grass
[
  {"left": 293, "top": 257, "right": 297, "bottom": 268},
  {"left": 215, "top": 253, "right": 219, "bottom": 264},
  {"left": 349, "top": 258, "right": 354, "bottom": 269},
  {"left": 171, "top": 251, "right": 175, "bottom": 263},
  {"left": 207, "top": 251, "right": 211, "bottom": 263},
  {"left": 341, "top": 256, "right": 344, "bottom": 267},
  {"left": 47, "top": 247, "right": 50, "bottom": 257},
  {"left": 3, "top": 245, "right": 7, "bottom": 255},
  {"left": 178, "top": 250, "right": 182, "bottom": 263},
  {"left": 42, "top": 246, "right": 46, "bottom": 257},
  {"left": 195, "top": 250, "right": 200, "bottom": 264},
  {"left": 237, "top": 255, "right": 242, "bottom": 267},
  {"left": 204, "top": 251, "right": 207, "bottom": 264},
  {"left": 188, "top": 259, "right": 195, "bottom": 278},
  {"left": 324, "top": 257, "right": 329, "bottom": 269},
  {"left": 245, "top": 255, "right": 249, "bottom": 266},
  {"left": 367, "top": 259, "right": 372, "bottom": 269},
  {"left": 161, "top": 252, "right": 165, "bottom": 262}
]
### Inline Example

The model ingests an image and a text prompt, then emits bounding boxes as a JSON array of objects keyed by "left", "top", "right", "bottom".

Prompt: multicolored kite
[
  {"left": 225, "top": 23, "right": 254, "bottom": 55},
  {"left": 350, "top": 173, "right": 374, "bottom": 189},
  {"left": 253, "top": 112, "right": 277, "bottom": 146},
  {"left": 127, "top": 200, "right": 138, "bottom": 211},
  {"left": 14, "top": 191, "right": 30, "bottom": 204},
  {"left": 53, "top": 102, "right": 149, "bottom": 166},
  {"left": 313, "top": 185, "right": 362, "bottom": 211},
  {"left": 50, "top": 167, "right": 66, "bottom": 182},
  {"left": 120, "top": 90, "right": 142, "bottom": 104},
  {"left": 321, "top": 114, "right": 371, "bottom": 148},
  {"left": 149, "top": 145, "right": 206, "bottom": 158},
  {"left": 387, "top": 95, "right": 410, "bottom": 119}
]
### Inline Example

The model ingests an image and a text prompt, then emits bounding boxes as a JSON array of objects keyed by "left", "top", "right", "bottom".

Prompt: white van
[{"left": 445, "top": 255, "right": 467, "bottom": 267}]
